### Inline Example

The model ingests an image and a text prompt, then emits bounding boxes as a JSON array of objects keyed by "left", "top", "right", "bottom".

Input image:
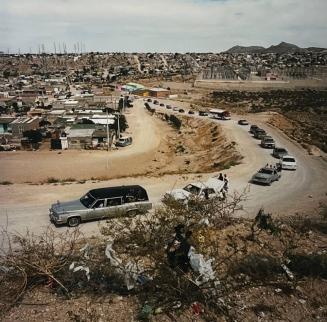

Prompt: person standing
[{"left": 223, "top": 174, "right": 229, "bottom": 192}]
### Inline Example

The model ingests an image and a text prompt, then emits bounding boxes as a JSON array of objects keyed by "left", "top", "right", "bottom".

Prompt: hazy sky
[{"left": 1, "top": 0, "right": 327, "bottom": 53}]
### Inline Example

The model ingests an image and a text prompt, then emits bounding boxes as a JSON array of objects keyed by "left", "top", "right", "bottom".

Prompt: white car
[
  {"left": 280, "top": 155, "right": 297, "bottom": 170},
  {"left": 165, "top": 178, "right": 225, "bottom": 202}
]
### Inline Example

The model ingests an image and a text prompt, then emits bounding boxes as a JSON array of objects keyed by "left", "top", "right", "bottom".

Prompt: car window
[
  {"left": 283, "top": 158, "right": 295, "bottom": 162},
  {"left": 92, "top": 199, "right": 105, "bottom": 209},
  {"left": 107, "top": 197, "right": 123, "bottom": 207},
  {"left": 80, "top": 193, "right": 96, "bottom": 208},
  {"left": 125, "top": 195, "right": 136, "bottom": 203},
  {"left": 184, "top": 184, "right": 201, "bottom": 194},
  {"left": 203, "top": 188, "right": 215, "bottom": 195},
  {"left": 259, "top": 168, "right": 273, "bottom": 174}
]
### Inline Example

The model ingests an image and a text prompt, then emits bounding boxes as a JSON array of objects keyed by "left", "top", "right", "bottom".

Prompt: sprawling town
[{"left": 1, "top": 1, "right": 327, "bottom": 321}]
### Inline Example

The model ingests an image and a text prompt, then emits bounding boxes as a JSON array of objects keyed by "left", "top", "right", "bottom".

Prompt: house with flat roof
[{"left": 10, "top": 116, "right": 40, "bottom": 138}]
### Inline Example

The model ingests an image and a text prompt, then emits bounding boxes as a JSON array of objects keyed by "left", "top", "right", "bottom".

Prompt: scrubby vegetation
[
  {"left": 209, "top": 89, "right": 327, "bottom": 152},
  {"left": 1, "top": 198, "right": 327, "bottom": 321}
]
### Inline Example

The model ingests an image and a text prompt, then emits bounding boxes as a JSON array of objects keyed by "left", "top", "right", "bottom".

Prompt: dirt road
[{"left": 1, "top": 101, "right": 326, "bottom": 237}]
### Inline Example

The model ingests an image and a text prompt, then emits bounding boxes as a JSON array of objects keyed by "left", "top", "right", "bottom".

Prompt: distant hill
[
  {"left": 225, "top": 45, "right": 265, "bottom": 54},
  {"left": 264, "top": 42, "right": 301, "bottom": 53},
  {"left": 225, "top": 42, "right": 326, "bottom": 54}
]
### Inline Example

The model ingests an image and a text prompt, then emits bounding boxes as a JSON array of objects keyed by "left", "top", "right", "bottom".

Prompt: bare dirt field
[{"left": 0, "top": 100, "right": 239, "bottom": 183}]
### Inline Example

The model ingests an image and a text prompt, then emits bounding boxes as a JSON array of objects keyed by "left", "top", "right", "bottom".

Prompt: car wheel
[
  {"left": 127, "top": 209, "right": 139, "bottom": 217},
  {"left": 67, "top": 217, "right": 80, "bottom": 227}
]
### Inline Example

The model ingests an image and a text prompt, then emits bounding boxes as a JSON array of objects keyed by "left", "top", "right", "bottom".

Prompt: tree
[
  {"left": 39, "top": 120, "right": 51, "bottom": 127},
  {"left": 113, "top": 114, "right": 128, "bottom": 134}
]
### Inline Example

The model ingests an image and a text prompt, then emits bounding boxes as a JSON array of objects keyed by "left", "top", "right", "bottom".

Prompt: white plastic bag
[{"left": 188, "top": 247, "right": 215, "bottom": 285}]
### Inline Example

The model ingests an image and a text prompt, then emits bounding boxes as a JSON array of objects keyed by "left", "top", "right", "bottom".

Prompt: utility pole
[
  {"left": 117, "top": 113, "right": 120, "bottom": 138},
  {"left": 104, "top": 107, "right": 110, "bottom": 151}
]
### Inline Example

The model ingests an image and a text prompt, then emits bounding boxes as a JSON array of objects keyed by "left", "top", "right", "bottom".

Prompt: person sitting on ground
[{"left": 218, "top": 173, "right": 224, "bottom": 181}]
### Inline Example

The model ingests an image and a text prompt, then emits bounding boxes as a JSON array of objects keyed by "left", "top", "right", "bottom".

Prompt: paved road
[{"left": 1, "top": 99, "right": 326, "bottom": 237}]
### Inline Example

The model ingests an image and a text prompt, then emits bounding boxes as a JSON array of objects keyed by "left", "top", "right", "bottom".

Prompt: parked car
[
  {"left": 147, "top": 98, "right": 152, "bottom": 102},
  {"left": 153, "top": 100, "right": 159, "bottom": 105},
  {"left": 253, "top": 128, "right": 267, "bottom": 140},
  {"left": 166, "top": 105, "right": 172, "bottom": 109},
  {"left": 165, "top": 178, "right": 225, "bottom": 203},
  {"left": 188, "top": 110, "right": 195, "bottom": 115},
  {"left": 160, "top": 103, "right": 165, "bottom": 107},
  {"left": 238, "top": 119, "right": 249, "bottom": 125},
  {"left": 251, "top": 167, "right": 281, "bottom": 185},
  {"left": 199, "top": 111, "right": 208, "bottom": 116},
  {"left": 173, "top": 107, "right": 179, "bottom": 111},
  {"left": 279, "top": 155, "right": 297, "bottom": 170},
  {"left": 116, "top": 136, "right": 132, "bottom": 147},
  {"left": 273, "top": 147, "right": 288, "bottom": 159},
  {"left": 178, "top": 109, "right": 185, "bottom": 113},
  {"left": 49, "top": 186, "right": 152, "bottom": 227},
  {"left": 250, "top": 125, "right": 259, "bottom": 134},
  {"left": 261, "top": 136, "right": 276, "bottom": 149}
]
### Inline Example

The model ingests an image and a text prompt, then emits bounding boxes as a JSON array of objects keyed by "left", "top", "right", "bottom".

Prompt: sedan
[
  {"left": 251, "top": 167, "right": 281, "bottom": 185},
  {"left": 188, "top": 110, "right": 195, "bottom": 115},
  {"left": 166, "top": 105, "right": 172, "bottom": 109},
  {"left": 273, "top": 147, "right": 288, "bottom": 159},
  {"left": 279, "top": 155, "right": 297, "bottom": 170},
  {"left": 178, "top": 109, "right": 185, "bottom": 113},
  {"left": 238, "top": 119, "right": 249, "bottom": 125}
]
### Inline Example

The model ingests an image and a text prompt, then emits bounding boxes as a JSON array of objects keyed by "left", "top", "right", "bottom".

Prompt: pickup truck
[
  {"left": 261, "top": 136, "right": 276, "bottom": 149},
  {"left": 165, "top": 178, "right": 225, "bottom": 202}
]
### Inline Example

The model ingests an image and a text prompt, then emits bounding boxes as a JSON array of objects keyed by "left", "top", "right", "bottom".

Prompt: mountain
[
  {"left": 306, "top": 47, "right": 327, "bottom": 53},
  {"left": 264, "top": 41, "right": 301, "bottom": 53},
  {"left": 225, "top": 42, "right": 326, "bottom": 54},
  {"left": 225, "top": 45, "right": 265, "bottom": 54}
]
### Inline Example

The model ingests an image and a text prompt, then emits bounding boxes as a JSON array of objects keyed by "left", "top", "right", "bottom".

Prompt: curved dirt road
[{"left": 0, "top": 100, "right": 326, "bottom": 237}]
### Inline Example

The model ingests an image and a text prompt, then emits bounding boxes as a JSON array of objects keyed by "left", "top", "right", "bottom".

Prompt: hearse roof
[{"left": 88, "top": 185, "right": 147, "bottom": 199}]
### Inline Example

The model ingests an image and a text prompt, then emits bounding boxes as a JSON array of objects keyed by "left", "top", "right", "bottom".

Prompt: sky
[{"left": 1, "top": 0, "right": 327, "bottom": 53}]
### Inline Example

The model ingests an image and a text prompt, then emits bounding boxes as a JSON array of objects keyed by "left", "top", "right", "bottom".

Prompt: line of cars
[
  {"left": 146, "top": 98, "right": 187, "bottom": 114},
  {"left": 238, "top": 120, "right": 297, "bottom": 185},
  {"left": 49, "top": 176, "right": 227, "bottom": 227}
]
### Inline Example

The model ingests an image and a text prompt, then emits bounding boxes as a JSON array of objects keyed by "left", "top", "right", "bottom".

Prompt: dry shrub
[
  {"left": 230, "top": 254, "right": 283, "bottom": 281},
  {"left": 0, "top": 227, "right": 83, "bottom": 312},
  {"left": 303, "top": 278, "right": 327, "bottom": 308},
  {"left": 288, "top": 253, "right": 327, "bottom": 278}
]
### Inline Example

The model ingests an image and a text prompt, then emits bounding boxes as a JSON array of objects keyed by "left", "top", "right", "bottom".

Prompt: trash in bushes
[
  {"left": 69, "top": 262, "right": 90, "bottom": 280},
  {"left": 188, "top": 246, "right": 215, "bottom": 285},
  {"left": 138, "top": 303, "right": 153, "bottom": 320},
  {"left": 191, "top": 302, "right": 202, "bottom": 316},
  {"left": 105, "top": 241, "right": 150, "bottom": 290},
  {"left": 79, "top": 243, "right": 90, "bottom": 259},
  {"left": 281, "top": 263, "right": 294, "bottom": 280}
]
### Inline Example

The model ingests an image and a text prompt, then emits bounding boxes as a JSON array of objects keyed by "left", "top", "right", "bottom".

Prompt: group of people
[
  {"left": 217, "top": 173, "right": 229, "bottom": 192},
  {"left": 266, "top": 163, "right": 282, "bottom": 172}
]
